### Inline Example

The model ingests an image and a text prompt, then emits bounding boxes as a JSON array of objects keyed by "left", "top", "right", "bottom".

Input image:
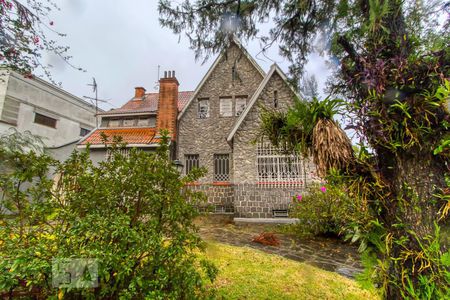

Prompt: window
[
  {"left": 106, "top": 148, "right": 129, "bottom": 160},
  {"left": 185, "top": 154, "right": 199, "bottom": 175},
  {"left": 257, "top": 142, "right": 304, "bottom": 187},
  {"left": 198, "top": 98, "right": 209, "bottom": 119},
  {"left": 219, "top": 97, "right": 233, "bottom": 117},
  {"left": 273, "top": 90, "right": 278, "bottom": 108},
  {"left": 123, "top": 118, "right": 135, "bottom": 127},
  {"left": 235, "top": 96, "right": 247, "bottom": 116},
  {"left": 34, "top": 113, "right": 57, "bottom": 128},
  {"left": 108, "top": 119, "right": 121, "bottom": 127},
  {"left": 137, "top": 117, "right": 156, "bottom": 127},
  {"left": 214, "top": 154, "right": 230, "bottom": 182},
  {"left": 80, "top": 127, "right": 90, "bottom": 137}
]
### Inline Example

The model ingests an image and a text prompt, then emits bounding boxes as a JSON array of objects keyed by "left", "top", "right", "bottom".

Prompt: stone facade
[
  {"left": 234, "top": 184, "right": 300, "bottom": 218},
  {"left": 177, "top": 42, "right": 264, "bottom": 183},
  {"left": 177, "top": 41, "right": 318, "bottom": 218}
]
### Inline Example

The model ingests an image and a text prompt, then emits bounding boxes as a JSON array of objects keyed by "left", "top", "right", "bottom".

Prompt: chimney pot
[
  {"left": 173, "top": 70, "right": 176, "bottom": 77},
  {"left": 135, "top": 87, "right": 146, "bottom": 98},
  {"left": 164, "top": 71, "right": 167, "bottom": 78}
]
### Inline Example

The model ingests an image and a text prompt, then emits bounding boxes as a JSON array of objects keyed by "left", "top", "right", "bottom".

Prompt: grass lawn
[{"left": 204, "top": 241, "right": 380, "bottom": 300}]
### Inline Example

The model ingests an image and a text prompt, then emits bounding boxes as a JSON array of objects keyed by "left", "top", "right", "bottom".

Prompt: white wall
[{"left": 0, "top": 70, "right": 97, "bottom": 148}]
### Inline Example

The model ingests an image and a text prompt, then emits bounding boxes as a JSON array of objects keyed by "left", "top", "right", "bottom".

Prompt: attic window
[
  {"left": 219, "top": 97, "right": 233, "bottom": 117},
  {"left": 235, "top": 96, "right": 247, "bottom": 116},
  {"left": 198, "top": 98, "right": 210, "bottom": 119},
  {"left": 273, "top": 90, "right": 278, "bottom": 108}
]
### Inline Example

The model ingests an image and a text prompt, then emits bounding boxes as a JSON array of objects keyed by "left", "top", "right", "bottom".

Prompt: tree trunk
[{"left": 377, "top": 147, "right": 446, "bottom": 299}]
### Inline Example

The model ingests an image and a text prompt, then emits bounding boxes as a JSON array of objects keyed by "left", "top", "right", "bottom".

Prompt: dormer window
[
  {"left": 108, "top": 119, "right": 120, "bottom": 127},
  {"left": 123, "top": 118, "right": 135, "bottom": 127}
]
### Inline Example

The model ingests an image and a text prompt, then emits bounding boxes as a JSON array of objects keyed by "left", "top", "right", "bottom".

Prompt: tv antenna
[
  {"left": 83, "top": 77, "right": 110, "bottom": 127},
  {"left": 153, "top": 65, "right": 160, "bottom": 90}
]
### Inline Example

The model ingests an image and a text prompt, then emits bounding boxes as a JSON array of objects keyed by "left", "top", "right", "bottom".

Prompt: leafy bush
[
  {"left": 0, "top": 132, "right": 216, "bottom": 299},
  {"left": 290, "top": 182, "right": 374, "bottom": 242}
]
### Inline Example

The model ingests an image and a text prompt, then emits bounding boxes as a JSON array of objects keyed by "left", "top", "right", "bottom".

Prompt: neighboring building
[
  {"left": 0, "top": 69, "right": 98, "bottom": 160},
  {"left": 77, "top": 72, "right": 193, "bottom": 164},
  {"left": 178, "top": 40, "right": 317, "bottom": 218}
]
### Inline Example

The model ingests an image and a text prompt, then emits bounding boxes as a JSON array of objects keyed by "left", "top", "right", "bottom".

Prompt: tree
[
  {"left": 0, "top": 0, "right": 80, "bottom": 81},
  {"left": 158, "top": 1, "right": 450, "bottom": 298},
  {"left": 0, "top": 132, "right": 216, "bottom": 298},
  {"left": 300, "top": 73, "right": 319, "bottom": 100}
]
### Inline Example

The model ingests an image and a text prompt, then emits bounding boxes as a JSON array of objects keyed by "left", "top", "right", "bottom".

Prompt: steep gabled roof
[
  {"left": 177, "top": 36, "right": 266, "bottom": 120},
  {"left": 227, "top": 64, "right": 301, "bottom": 143},
  {"left": 99, "top": 91, "right": 194, "bottom": 116}
]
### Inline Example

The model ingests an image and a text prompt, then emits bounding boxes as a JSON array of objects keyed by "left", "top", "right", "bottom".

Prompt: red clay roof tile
[
  {"left": 98, "top": 91, "right": 193, "bottom": 115},
  {"left": 80, "top": 127, "right": 157, "bottom": 145}
]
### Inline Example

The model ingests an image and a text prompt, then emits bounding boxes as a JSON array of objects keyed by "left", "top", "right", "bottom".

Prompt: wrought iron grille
[
  {"left": 256, "top": 143, "right": 304, "bottom": 187},
  {"left": 214, "top": 154, "right": 230, "bottom": 182},
  {"left": 185, "top": 154, "right": 199, "bottom": 175}
]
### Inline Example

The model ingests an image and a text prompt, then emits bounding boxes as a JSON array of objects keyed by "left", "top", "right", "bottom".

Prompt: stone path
[{"left": 198, "top": 220, "right": 363, "bottom": 279}]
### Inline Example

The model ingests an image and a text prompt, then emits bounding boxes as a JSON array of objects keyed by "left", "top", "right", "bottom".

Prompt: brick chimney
[
  {"left": 156, "top": 70, "right": 179, "bottom": 140},
  {"left": 135, "top": 87, "right": 146, "bottom": 99}
]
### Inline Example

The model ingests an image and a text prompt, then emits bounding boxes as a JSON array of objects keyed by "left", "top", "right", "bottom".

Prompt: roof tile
[
  {"left": 99, "top": 91, "right": 193, "bottom": 115},
  {"left": 80, "top": 127, "right": 157, "bottom": 145}
]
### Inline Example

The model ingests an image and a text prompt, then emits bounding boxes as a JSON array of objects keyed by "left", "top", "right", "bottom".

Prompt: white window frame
[
  {"left": 197, "top": 98, "right": 210, "bottom": 119},
  {"left": 219, "top": 97, "right": 233, "bottom": 117},
  {"left": 235, "top": 96, "right": 247, "bottom": 116},
  {"left": 256, "top": 143, "right": 304, "bottom": 187}
]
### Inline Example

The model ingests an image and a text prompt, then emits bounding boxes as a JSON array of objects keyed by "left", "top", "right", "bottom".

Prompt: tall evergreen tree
[{"left": 159, "top": 1, "right": 450, "bottom": 298}]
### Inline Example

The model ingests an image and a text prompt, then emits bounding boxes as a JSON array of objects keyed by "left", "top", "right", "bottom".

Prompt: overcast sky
[{"left": 41, "top": 0, "right": 330, "bottom": 110}]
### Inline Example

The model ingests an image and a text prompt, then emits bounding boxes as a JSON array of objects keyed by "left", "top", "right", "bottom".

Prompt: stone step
[{"left": 234, "top": 217, "right": 299, "bottom": 225}]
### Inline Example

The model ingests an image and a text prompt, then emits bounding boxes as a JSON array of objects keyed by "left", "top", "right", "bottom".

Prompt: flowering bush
[{"left": 291, "top": 183, "right": 374, "bottom": 239}]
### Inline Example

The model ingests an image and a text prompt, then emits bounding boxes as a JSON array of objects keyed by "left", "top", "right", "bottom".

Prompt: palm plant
[{"left": 260, "top": 96, "right": 353, "bottom": 177}]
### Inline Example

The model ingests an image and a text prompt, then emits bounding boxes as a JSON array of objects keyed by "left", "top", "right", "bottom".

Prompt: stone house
[
  {"left": 78, "top": 39, "right": 318, "bottom": 217},
  {"left": 178, "top": 39, "right": 317, "bottom": 218}
]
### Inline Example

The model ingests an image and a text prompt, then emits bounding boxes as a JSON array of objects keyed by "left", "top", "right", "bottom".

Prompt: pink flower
[
  {"left": 296, "top": 195, "right": 302, "bottom": 201},
  {"left": 320, "top": 186, "right": 327, "bottom": 193}
]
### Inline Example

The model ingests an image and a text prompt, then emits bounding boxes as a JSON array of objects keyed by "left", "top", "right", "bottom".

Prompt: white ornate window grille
[
  {"left": 185, "top": 154, "right": 199, "bottom": 175},
  {"left": 198, "top": 98, "right": 210, "bottom": 119},
  {"left": 106, "top": 148, "right": 130, "bottom": 160},
  {"left": 214, "top": 154, "right": 230, "bottom": 182},
  {"left": 256, "top": 143, "right": 304, "bottom": 187}
]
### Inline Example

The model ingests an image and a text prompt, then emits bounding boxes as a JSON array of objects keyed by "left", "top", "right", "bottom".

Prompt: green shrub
[
  {"left": 0, "top": 132, "right": 216, "bottom": 299},
  {"left": 290, "top": 183, "right": 374, "bottom": 241}
]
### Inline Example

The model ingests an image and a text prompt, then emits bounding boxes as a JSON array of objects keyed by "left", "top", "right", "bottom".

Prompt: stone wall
[
  {"left": 177, "top": 42, "right": 265, "bottom": 183},
  {"left": 186, "top": 184, "right": 234, "bottom": 213},
  {"left": 234, "top": 184, "right": 302, "bottom": 218}
]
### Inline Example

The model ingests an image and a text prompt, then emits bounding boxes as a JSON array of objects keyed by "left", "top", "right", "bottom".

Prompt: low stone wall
[
  {"left": 186, "top": 184, "right": 234, "bottom": 213},
  {"left": 234, "top": 184, "right": 301, "bottom": 218},
  {"left": 186, "top": 183, "right": 304, "bottom": 218}
]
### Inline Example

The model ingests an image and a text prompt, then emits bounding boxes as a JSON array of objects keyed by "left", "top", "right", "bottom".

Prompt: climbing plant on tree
[
  {"left": 159, "top": 0, "right": 450, "bottom": 298},
  {"left": 0, "top": 0, "right": 81, "bottom": 81}
]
